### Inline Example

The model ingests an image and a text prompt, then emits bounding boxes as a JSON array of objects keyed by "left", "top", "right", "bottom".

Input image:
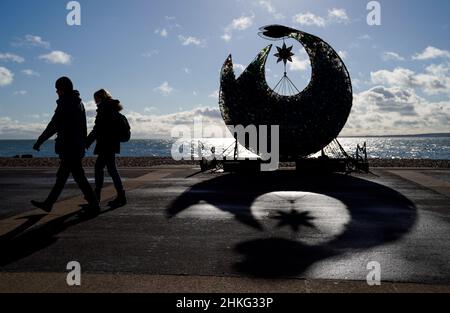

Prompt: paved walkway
[
  {"left": 0, "top": 166, "right": 449, "bottom": 293},
  {"left": 1, "top": 272, "right": 449, "bottom": 293}
]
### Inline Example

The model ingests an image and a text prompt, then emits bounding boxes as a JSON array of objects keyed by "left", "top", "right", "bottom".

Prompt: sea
[{"left": 0, "top": 137, "right": 449, "bottom": 160}]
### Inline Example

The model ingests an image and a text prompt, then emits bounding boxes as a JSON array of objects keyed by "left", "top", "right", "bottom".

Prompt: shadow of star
[{"left": 271, "top": 209, "right": 315, "bottom": 232}]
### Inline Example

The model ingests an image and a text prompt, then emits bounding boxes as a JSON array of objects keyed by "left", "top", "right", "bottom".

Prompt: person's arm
[
  {"left": 33, "top": 113, "right": 57, "bottom": 151},
  {"left": 86, "top": 115, "right": 99, "bottom": 149},
  {"left": 86, "top": 129, "right": 97, "bottom": 149}
]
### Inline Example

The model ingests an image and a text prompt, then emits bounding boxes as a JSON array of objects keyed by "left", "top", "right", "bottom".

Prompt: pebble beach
[{"left": 0, "top": 157, "right": 448, "bottom": 168}]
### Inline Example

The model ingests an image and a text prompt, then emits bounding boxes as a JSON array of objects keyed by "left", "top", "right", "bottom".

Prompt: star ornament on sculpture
[{"left": 274, "top": 43, "right": 295, "bottom": 65}]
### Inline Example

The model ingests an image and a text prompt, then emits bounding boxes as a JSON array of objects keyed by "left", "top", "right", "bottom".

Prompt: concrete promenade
[{"left": 0, "top": 166, "right": 449, "bottom": 293}]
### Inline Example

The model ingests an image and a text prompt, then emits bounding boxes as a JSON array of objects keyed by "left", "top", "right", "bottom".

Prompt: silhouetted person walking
[
  {"left": 31, "top": 77, "right": 100, "bottom": 215},
  {"left": 87, "top": 89, "right": 127, "bottom": 207}
]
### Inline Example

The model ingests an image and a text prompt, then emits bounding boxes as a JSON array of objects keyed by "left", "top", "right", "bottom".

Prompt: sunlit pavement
[{"left": 0, "top": 166, "right": 449, "bottom": 293}]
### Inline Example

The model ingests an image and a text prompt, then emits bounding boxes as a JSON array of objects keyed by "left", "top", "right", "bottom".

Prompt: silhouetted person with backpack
[
  {"left": 31, "top": 77, "right": 100, "bottom": 216},
  {"left": 86, "top": 89, "right": 129, "bottom": 207}
]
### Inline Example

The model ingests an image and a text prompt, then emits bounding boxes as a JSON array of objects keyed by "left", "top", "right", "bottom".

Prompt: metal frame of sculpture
[{"left": 219, "top": 25, "right": 353, "bottom": 161}]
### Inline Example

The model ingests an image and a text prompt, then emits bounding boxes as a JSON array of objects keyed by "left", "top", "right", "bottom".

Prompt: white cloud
[
  {"left": 22, "top": 69, "right": 40, "bottom": 77},
  {"left": 425, "top": 63, "right": 450, "bottom": 76},
  {"left": 2, "top": 106, "right": 215, "bottom": 140},
  {"left": 0, "top": 67, "right": 14, "bottom": 86},
  {"left": 288, "top": 56, "right": 310, "bottom": 72},
  {"left": 125, "top": 106, "right": 226, "bottom": 139},
  {"left": 222, "top": 13, "right": 255, "bottom": 42},
  {"left": 83, "top": 100, "right": 98, "bottom": 119},
  {"left": 144, "top": 106, "right": 158, "bottom": 113},
  {"left": 233, "top": 63, "right": 246, "bottom": 74},
  {"left": 39, "top": 51, "right": 72, "bottom": 65},
  {"left": 182, "top": 67, "right": 191, "bottom": 74},
  {"left": 154, "top": 81, "right": 174, "bottom": 96},
  {"left": 14, "top": 90, "right": 27, "bottom": 95},
  {"left": 178, "top": 35, "right": 206, "bottom": 47},
  {"left": 221, "top": 33, "right": 232, "bottom": 42},
  {"left": 293, "top": 8, "right": 349, "bottom": 28},
  {"left": 414, "top": 72, "right": 450, "bottom": 95},
  {"left": 25, "top": 34, "right": 50, "bottom": 48},
  {"left": 343, "top": 62, "right": 450, "bottom": 135},
  {"left": 155, "top": 28, "right": 168, "bottom": 37},
  {"left": 371, "top": 66, "right": 450, "bottom": 96},
  {"left": 293, "top": 12, "right": 326, "bottom": 27},
  {"left": 342, "top": 85, "right": 450, "bottom": 136},
  {"left": 258, "top": 1, "right": 285, "bottom": 19},
  {"left": 2, "top": 98, "right": 448, "bottom": 139},
  {"left": 14, "top": 34, "right": 50, "bottom": 49},
  {"left": 413, "top": 46, "right": 450, "bottom": 60},
  {"left": 0, "top": 53, "right": 25, "bottom": 63},
  {"left": 229, "top": 14, "right": 255, "bottom": 31},
  {"left": 258, "top": 0, "right": 275, "bottom": 13},
  {"left": 0, "top": 117, "right": 48, "bottom": 139},
  {"left": 371, "top": 67, "right": 415, "bottom": 87},
  {"left": 328, "top": 8, "right": 349, "bottom": 23},
  {"left": 382, "top": 52, "right": 405, "bottom": 61},
  {"left": 356, "top": 86, "right": 419, "bottom": 116}
]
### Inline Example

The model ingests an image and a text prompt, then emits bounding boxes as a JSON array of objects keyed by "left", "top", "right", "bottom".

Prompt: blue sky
[{"left": 0, "top": 0, "right": 449, "bottom": 138}]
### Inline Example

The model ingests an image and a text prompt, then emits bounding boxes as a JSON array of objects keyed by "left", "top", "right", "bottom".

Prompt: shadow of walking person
[{"left": 0, "top": 204, "right": 124, "bottom": 267}]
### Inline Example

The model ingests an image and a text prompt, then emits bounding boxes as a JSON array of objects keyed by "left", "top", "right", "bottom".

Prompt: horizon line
[{"left": 0, "top": 132, "right": 449, "bottom": 141}]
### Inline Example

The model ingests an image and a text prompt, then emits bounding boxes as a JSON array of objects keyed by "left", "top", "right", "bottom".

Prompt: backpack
[{"left": 117, "top": 113, "right": 131, "bottom": 142}]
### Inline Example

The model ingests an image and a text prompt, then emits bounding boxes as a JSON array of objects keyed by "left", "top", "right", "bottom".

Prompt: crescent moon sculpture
[{"left": 219, "top": 25, "right": 353, "bottom": 161}]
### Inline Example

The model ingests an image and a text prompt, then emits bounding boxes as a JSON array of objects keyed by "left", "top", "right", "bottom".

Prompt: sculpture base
[{"left": 296, "top": 158, "right": 369, "bottom": 174}]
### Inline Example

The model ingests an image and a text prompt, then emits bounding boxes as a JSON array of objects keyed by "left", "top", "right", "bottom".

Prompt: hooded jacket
[
  {"left": 36, "top": 90, "right": 88, "bottom": 159},
  {"left": 86, "top": 99, "right": 123, "bottom": 155}
]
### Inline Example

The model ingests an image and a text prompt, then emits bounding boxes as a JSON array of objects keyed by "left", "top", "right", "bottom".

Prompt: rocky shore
[{"left": 0, "top": 157, "right": 449, "bottom": 168}]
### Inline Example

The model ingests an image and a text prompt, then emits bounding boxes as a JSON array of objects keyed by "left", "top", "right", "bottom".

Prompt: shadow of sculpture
[{"left": 167, "top": 171, "right": 417, "bottom": 278}]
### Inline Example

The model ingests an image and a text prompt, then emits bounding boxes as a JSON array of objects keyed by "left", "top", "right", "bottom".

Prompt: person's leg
[
  {"left": 32, "top": 158, "right": 71, "bottom": 212},
  {"left": 105, "top": 154, "right": 124, "bottom": 193},
  {"left": 95, "top": 154, "right": 107, "bottom": 201},
  {"left": 46, "top": 158, "right": 71, "bottom": 205},
  {"left": 69, "top": 158, "right": 99, "bottom": 210},
  {"left": 105, "top": 154, "right": 126, "bottom": 206}
]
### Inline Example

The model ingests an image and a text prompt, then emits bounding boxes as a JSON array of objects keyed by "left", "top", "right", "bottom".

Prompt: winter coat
[
  {"left": 86, "top": 99, "right": 123, "bottom": 155},
  {"left": 36, "top": 90, "right": 88, "bottom": 159}
]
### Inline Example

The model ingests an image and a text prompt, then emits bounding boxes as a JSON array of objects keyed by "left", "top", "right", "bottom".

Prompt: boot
[
  {"left": 31, "top": 200, "right": 53, "bottom": 213},
  {"left": 108, "top": 190, "right": 127, "bottom": 207},
  {"left": 79, "top": 190, "right": 101, "bottom": 218},
  {"left": 95, "top": 188, "right": 102, "bottom": 203},
  {"left": 78, "top": 202, "right": 101, "bottom": 219}
]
